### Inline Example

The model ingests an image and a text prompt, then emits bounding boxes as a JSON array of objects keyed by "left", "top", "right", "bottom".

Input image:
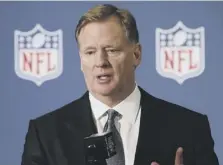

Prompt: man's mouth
[
  {"left": 97, "top": 75, "right": 111, "bottom": 79},
  {"left": 96, "top": 74, "right": 112, "bottom": 82}
]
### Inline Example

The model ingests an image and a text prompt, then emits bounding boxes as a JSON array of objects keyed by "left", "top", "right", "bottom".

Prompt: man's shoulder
[
  {"left": 157, "top": 96, "right": 206, "bottom": 120},
  {"left": 139, "top": 86, "right": 207, "bottom": 121},
  {"left": 33, "top": 92, "right": 88, "bottom": 123}
]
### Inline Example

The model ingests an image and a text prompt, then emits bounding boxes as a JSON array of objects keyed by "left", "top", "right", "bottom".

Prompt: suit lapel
[
  {"left": 134, "top": 87, "right": 166, "bottom": 165},
  {"left": 61, "top": 91, "right": 97, "bottom": 138},
  {"left": 56, "top": 91, "right": 97, "bottom": 165},
  {"left": 75, "top": 91, "right": 98, "bottom": 137}
]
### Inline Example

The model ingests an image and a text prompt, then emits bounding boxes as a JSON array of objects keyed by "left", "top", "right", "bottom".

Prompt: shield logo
[
  {"left": 155, "top": 21, "right": 205, "bottom": 84},
  {"left": 14, "top": 24, "right": 63, "bottom": 86}
]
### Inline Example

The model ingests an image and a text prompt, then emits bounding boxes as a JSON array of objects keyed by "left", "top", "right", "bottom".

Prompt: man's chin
[
  {"left": 94, "top": 85, "right": 117, "bottom": 96},
  {"left": 97, "top": 89, "right": 115, "bottom": 96}
]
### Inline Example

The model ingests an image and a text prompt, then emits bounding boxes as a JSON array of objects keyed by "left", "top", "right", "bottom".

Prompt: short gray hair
[{"left": 75, "top": 4, "right": 139, "bottom": 44}]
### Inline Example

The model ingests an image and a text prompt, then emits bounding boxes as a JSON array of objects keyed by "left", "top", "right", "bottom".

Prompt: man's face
[{"left": 78, "top": 16, "right": 141, "bottom": 97}]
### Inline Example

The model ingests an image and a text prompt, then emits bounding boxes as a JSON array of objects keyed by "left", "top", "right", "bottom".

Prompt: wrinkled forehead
[
  {"left": 79, "top": 36, "right": 125, "bottom": 51},
  {"left": 78, "top": 17, "right": 129, "bottom": 50}
]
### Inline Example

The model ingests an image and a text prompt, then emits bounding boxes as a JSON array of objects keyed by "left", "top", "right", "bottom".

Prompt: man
[{"left": 21, "top": 4, "right": 219, "bottom": 165}]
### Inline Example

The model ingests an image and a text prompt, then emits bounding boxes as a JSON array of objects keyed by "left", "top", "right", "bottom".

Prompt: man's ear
[
  {"left": 79, "top": 52, "right": 83, "bottom": 72},
  {"left": 133, "top": 43, "right": 142, "bottom": 67},
  {"left": 81, "top": 63, "right": 83, "bottom": 71}
]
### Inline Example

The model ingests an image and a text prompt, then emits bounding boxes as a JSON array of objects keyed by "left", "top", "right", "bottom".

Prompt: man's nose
[{"left": 95, "top": 50, "right": 110, "bottom": 68}]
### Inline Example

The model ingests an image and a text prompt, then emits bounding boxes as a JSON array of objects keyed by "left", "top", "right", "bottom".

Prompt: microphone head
[{"left": 84, "top": 131, "right": 116, "bottom": 163}]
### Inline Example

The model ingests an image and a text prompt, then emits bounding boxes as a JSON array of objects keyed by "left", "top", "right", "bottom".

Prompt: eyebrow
[
  {"left": 81, "top": 44, "right": 120, "bottom": 51},
  {"left": 80, "top": 46, "right": 96, "bottom": 52},
  {"left": 103, "top": 44, "right": 119, "bottom": 48},
  {"left": 83, "top": 46, "right": 96, "bottom": 50}
]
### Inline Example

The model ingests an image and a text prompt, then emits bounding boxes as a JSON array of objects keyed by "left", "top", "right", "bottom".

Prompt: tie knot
[
  {"left": 107, "top": 109, "right": 118, "bottom": 121},
  {"left": 103, "top": 109, "right": 119, "bottom": 132}
]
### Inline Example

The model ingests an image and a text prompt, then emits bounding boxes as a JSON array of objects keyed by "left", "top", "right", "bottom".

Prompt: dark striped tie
[{"left": 103, "top": 109, "right": 125, "bottom": 165}]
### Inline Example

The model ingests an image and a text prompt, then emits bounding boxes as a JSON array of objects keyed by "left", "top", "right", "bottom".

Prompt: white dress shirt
[{"left": 89, "top": 85, "right": 141, "bottom": 165}]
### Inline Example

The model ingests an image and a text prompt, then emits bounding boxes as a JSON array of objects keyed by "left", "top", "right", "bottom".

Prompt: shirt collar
[
  {"left": 89, "top": 84, "right": 141, "bottom": 124},
  {"left": 89, "top": 92, "right": 110, "bottom": 121}
]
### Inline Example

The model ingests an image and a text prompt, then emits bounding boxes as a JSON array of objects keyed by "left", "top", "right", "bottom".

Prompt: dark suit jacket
[{"left": 21, "top": 87, "right": 219, "bottom": 165}]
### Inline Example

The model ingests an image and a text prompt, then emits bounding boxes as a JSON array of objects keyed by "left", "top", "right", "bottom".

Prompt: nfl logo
[
  {"left": 14, "top": 24, "right": 63, "bottom": 86},
  {"left": 155, "top": 21, "right": 205, "bottom": 84}
]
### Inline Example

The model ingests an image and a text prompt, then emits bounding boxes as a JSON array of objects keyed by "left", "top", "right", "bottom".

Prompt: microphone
[{"left": 84, "top": 131, "right": 116, "bottom": 165}]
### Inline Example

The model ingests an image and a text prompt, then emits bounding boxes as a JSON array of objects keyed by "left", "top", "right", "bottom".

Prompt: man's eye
[
  {"left": 107, "top": 49, "right": 118, "bottom": 53},
  {"left": 85, "top": 51, "right": 95, "bottom": 55}
]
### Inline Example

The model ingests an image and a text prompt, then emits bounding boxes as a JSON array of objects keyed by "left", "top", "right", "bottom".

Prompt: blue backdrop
[{"left": 1, "top": 1, "right": 222, "bottom": 165}]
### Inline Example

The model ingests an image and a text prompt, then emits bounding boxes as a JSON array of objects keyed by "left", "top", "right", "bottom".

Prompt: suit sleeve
[
  {"left": 194, "top": 115, "right": 219, "bottom": 165},
  {"left": 21, "top": 120, "right": 47, "bottom": 165}
]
